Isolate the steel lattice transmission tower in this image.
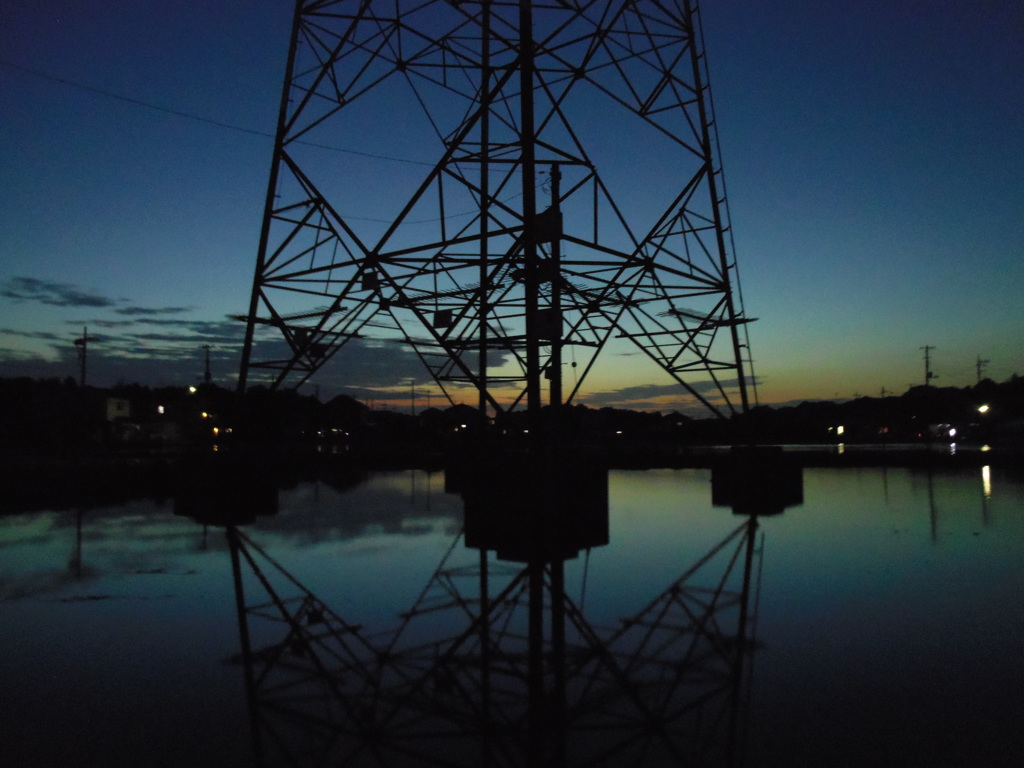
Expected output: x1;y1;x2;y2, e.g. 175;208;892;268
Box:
238;0;756;417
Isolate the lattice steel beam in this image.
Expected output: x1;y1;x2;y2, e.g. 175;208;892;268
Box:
239;0;755;417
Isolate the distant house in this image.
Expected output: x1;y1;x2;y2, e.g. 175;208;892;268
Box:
106;397;131;422
105;395;184;446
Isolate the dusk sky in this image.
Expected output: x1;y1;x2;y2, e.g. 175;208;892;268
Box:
2;1;1022;413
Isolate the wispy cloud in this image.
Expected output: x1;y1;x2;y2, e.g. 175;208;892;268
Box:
585;382;708;406
56;316;242;348
130;330;229;344
131;317;241;336
84;319;138;329
114;305;192;316
244;337;428;389
0;327;62;341
587;378;753;405
0;280;537;399
0;277;116;308
0;277;245;384
581;378;757;414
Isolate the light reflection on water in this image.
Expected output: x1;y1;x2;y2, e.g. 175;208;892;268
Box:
0;465;1021;766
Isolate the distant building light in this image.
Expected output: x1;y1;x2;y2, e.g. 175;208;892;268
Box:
978;404;990;414
836;425;845;436
949;427;957;438
189;386;197;394
157;405;165;415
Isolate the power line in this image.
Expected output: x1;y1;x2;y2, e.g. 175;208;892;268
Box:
0;57;433;167
1;56;534;226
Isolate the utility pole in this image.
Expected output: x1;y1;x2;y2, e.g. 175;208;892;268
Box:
976;355;990;384
410;379;416;417
202;344;212;386
920;345;937;387
73;327;98;386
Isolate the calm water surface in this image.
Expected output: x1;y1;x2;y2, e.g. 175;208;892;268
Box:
1;465;1021;766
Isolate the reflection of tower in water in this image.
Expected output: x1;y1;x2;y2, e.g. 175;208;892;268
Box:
209;448;800;767
69;508;85;579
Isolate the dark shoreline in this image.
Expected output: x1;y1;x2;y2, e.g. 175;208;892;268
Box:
2;441;1019;516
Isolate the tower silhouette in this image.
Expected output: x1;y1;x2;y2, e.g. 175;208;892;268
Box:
238;0;755;418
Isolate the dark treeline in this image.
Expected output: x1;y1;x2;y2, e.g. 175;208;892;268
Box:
731;377;1024;446
2;375;1023;461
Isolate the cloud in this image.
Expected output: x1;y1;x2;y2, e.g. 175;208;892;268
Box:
130;331;228;344
0;345;54;363
137;318;243;338
0;327;62;341
0;342;234;388
59;317;243;347
84;319;139;329
115;306;192;316
589;378;754;403
0;274;519;397
581;377;757;415
586;382;709;406
328;385;426;403
0;277;116;308
0;278;247;384
2;277;209;329
244;335;465;390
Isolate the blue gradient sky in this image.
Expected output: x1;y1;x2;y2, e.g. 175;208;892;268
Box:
1;1;1022;412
